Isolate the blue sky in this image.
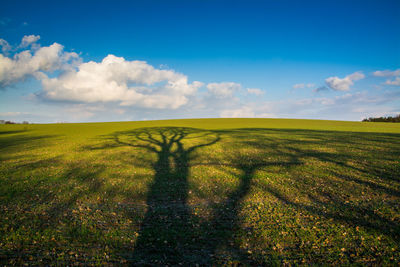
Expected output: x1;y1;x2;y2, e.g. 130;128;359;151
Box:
1;0;399;122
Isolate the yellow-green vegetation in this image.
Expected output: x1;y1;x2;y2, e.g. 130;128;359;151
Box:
1;118;399;265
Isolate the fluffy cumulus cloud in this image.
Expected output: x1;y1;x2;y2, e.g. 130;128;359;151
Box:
0;37;80;87
206;82;241;98
0;35;41;55
0;39;12;54
40;55;204;109
0;36;211;110
19;35;40;48
325;71;365;91
246;88;264;96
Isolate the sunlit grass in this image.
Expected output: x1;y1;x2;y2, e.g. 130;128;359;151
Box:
1;118;399;265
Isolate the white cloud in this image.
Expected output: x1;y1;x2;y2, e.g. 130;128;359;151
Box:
19;35;40;48
307;83;315;88
325;71;365;91
1;35;41;55
219;104;277;118
385;77;400;86
293;83;315;89
220;106;255;118
2;36;268;112
0;111;23;116
207;82;241;98
373;69;400;77
65;106;95;120
0;36;206;110
0;39;12;54
246;88;264;96
40;54;204;109
372;69;400;86
293;83;305;89
318;97;335;105
0;42;80;87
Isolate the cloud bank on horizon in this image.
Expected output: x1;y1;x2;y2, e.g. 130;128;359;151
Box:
0;35;399;122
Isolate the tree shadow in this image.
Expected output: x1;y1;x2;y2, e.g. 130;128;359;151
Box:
111;127;219;264
108;127;304;265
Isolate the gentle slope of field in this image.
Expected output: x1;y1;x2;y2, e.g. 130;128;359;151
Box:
1;118;399;265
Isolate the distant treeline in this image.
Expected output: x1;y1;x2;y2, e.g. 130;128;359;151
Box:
0;120;29;124
362;114;400;122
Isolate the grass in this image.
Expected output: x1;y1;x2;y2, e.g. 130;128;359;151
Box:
0;118;399;265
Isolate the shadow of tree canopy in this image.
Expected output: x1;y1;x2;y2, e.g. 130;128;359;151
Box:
110;127;221;264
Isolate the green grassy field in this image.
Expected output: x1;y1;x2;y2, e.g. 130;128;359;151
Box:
1;118;400;265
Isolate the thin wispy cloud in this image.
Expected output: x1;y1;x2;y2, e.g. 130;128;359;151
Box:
246;88;264;96
372;69;400;86
385;77;400;86
206;82;241;98
313;86;329;93
293;83;315;89
373;69;400;77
